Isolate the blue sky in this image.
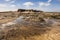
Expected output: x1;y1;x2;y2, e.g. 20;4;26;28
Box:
0;0;60;12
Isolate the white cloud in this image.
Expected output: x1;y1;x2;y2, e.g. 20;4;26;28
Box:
0;7;17;12
44;3;50;6
0;4;7;7
39;2;50;6
39;2;45;6
23;2;34;7
10;4;16;7
4;0;16;4
48;0;52;3
4;0;16;2
0;4;16;7
9;1;15;3
0;3;18;12
0;0;17;12
4;0;12;2
39;0;52;7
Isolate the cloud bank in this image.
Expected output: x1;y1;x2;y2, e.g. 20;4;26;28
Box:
4;0;12;2
23;2;34;7
39;0;52;6
0;0;60;12
48;0;52;3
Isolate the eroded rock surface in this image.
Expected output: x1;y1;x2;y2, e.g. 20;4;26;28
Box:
0;10;60;40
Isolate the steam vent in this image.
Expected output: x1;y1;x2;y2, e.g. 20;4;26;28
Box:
0;9;60;40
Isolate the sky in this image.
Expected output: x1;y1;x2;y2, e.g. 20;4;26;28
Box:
0;0;60;12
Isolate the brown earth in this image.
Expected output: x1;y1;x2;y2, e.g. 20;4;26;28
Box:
0;10;60;40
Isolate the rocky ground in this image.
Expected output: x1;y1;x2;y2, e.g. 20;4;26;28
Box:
0;11;60;40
